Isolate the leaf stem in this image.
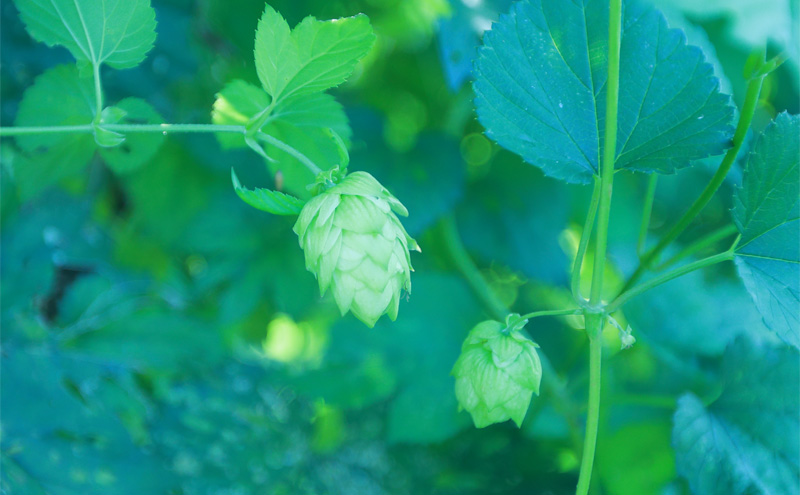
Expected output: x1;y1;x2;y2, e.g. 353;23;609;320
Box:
620;74;765;294
637;175;658;255
439;215;508;320
606;250;734;313
572;180;601;303
93;63;103;122
519;308;583;321
257;131;322;175
653;224;738;271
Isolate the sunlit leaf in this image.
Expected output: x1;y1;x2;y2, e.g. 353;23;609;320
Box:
733;113;800;349
474;0;734;183
673;339;800;495
254;5;375;101
13;0;157;69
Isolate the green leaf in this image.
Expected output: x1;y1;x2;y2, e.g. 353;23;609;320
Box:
473;0;734;183
673;339;800;495
254;5;375;101
12;65;96;198
733;113;799;349
98;98;165;174
231;168;305;215
625;269;777;356
212;80;352;197
13;0;157;69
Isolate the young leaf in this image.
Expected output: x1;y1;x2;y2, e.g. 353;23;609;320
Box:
673;339;800;495
98;98;165;174
254;5;375;102
733;113;799;349
474;0;734;184
213;80;352;197
231;168;305;215
13;0;157;69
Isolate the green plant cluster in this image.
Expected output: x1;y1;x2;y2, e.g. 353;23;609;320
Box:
1;0;798;494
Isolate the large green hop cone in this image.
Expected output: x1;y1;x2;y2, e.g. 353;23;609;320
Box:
293;171;419;327
452;315;542;428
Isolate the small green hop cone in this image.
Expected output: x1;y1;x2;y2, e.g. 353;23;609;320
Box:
452;315;542;428
293;171;419;327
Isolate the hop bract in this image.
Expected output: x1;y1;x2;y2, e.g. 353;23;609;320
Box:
452;315;542;428
293;171;419;327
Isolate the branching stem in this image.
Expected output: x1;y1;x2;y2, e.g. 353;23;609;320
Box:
620;74;765;294
571;180;601;303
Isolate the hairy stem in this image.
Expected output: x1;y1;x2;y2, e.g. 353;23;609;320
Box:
0;123;246;136
621;74;764;294
607;250;734;313
637;175;658;255
572;180;601;303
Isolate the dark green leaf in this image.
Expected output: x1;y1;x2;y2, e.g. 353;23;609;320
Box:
231;168;305;215
733;113;799;348
474;0;734;183
673;339;800;495
625;270;777;356
254;5;375;101
13;0;157;69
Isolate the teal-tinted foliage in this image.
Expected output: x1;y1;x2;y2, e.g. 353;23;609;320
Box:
1;0;798;493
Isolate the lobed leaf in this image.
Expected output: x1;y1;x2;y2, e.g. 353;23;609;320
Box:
474;0;734;183
733;113;800;348
231;168;305;215
13;0;157;69
673;339;800;495
254;5;375;102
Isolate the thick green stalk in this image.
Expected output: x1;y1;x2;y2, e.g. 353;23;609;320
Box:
571;180;601;303
621;75;764;293
607;250;734;313
576;0;622;492
637;175;658;255
576;325;603;495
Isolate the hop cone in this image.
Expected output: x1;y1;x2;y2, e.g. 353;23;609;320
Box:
452;315;542;428
293;171;418;327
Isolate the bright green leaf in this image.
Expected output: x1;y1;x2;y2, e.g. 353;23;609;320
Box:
254;5;375;101
733;113;799;349
474;0;734;183
212;79;352;197
98;98;165;174
673;339;800;495
231;168;305;215
13;0;157;69
598;421;676;495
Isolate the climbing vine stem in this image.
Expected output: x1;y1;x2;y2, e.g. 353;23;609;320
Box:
576;0;622;492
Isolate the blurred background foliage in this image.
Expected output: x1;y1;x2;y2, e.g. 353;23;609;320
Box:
0;0;798;493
